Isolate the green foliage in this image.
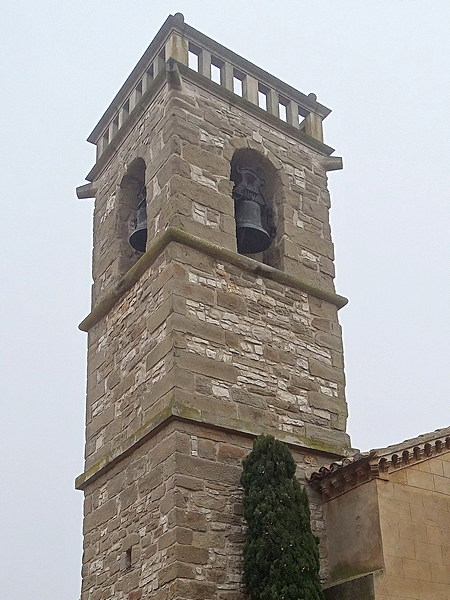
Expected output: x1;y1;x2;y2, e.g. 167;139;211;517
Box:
241;435;324;600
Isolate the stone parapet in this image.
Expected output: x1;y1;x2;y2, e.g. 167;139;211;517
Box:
87;13;332;164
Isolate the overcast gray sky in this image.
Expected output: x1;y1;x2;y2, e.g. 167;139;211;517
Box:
1;1;448;598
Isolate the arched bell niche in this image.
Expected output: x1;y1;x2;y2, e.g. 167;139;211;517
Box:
230;148;280;266
117;157;147;274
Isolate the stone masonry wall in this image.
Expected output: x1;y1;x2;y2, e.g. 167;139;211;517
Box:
85;239;348;471
91;84;169;305
90;77;337;306
85;75;348;468
374;455;449;599
85;246;173;464
81;420;330;600
168;242;348;449
81;70;348;599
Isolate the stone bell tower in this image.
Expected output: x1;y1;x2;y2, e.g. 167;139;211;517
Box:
76;13;350;599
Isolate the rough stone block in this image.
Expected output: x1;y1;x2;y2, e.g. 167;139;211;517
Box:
182;143;231;177
177;351;237;383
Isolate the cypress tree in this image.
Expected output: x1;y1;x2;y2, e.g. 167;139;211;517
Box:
240;435;324;600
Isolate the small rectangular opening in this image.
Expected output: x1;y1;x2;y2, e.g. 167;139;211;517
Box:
143;65;154;93
211;58;223;84
111;116;119;136
258;85;268;110
298;106;308;130
298;112;306;129
154;48;165;75
233;70;245;97
101;131;109;151
123;548;132;571
118;99;130;129
188;50;199;71
279;98;288;122
188;42;201;72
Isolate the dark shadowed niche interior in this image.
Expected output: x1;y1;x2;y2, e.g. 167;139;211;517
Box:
118;157;147;274
230;148;281;267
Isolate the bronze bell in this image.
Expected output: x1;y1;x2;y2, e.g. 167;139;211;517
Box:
233;167;272;254
129;185;147;252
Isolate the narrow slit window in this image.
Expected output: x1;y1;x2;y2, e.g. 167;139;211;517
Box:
146;65;154;80
211;62;222;84
123;548;132;571
279;100;288;122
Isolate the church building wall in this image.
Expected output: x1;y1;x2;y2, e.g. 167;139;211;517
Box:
323;479;384;583
374;455;449;599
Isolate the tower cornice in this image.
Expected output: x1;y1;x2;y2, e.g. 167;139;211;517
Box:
85;13;334;174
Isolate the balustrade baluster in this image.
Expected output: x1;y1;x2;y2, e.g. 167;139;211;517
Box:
199;50;212;79
243;75;259;105
267;89;279;117
223;62;234;91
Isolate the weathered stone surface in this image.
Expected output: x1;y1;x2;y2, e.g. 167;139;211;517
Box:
324;574;375;600
89;74;340;303
79;27;350;599
182;143;231;177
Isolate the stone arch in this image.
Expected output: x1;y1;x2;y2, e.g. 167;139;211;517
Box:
117;157;147;274
230;147;282;266
120;157;146;212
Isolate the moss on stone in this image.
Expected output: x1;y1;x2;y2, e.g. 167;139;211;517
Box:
79;227;348;332
75;397;349;491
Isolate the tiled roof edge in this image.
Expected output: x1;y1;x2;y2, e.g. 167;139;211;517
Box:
309;426;450;500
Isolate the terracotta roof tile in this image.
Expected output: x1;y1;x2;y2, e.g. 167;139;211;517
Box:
309;426;450;500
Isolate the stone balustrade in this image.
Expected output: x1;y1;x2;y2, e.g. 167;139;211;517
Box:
90;13;331;161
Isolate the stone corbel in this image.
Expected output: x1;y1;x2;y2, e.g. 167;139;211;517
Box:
322;156;343;172
166;59;183;90
76;182;98;199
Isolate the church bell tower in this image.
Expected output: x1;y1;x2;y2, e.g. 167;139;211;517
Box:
76;14;350;599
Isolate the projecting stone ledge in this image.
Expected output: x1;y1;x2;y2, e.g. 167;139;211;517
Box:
79;227;348;332
75;397;352;490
